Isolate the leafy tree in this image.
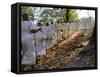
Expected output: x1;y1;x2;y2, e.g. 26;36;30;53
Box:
21;6;33;16
58;9;78;22
21;6;78;24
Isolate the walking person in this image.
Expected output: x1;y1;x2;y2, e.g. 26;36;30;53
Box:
50;22;57;46
56;21;63;44
21;13;41;71
35;22;47;56
44;23;53;50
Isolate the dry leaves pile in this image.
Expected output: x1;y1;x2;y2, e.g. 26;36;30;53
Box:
33;31;86;70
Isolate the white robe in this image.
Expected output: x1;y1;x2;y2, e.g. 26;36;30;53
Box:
35;30;47;56
56;24;63;43
21;21;36;65
66;23;71;36
62;23;68;40
51;25;57;46
43;26;53;50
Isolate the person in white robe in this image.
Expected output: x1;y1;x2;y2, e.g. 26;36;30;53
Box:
51;22;57;46
56;21;63;44
50;22;56;47
21;14;41;70
34;23;47;56
66;22;71;36
44;23;54;50
62;22;68;40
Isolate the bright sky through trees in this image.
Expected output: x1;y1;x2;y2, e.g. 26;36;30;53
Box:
77;10;95;19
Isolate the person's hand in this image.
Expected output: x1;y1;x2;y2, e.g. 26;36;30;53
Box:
38;28;41;31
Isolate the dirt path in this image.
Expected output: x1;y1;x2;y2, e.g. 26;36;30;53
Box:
32;31;86;70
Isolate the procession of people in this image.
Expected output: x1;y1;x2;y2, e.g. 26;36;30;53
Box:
21;13;81;70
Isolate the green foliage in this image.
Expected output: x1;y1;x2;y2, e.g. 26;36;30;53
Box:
69;10;78;21
21;6;78;24
21;6;33;16
59;9;78;22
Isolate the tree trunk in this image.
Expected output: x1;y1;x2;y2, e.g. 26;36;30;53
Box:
65;9;70;22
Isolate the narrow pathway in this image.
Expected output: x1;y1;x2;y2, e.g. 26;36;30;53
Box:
33;31;86;70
